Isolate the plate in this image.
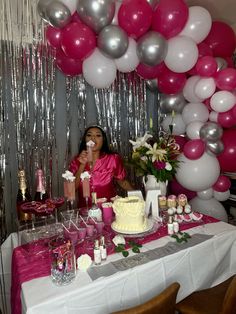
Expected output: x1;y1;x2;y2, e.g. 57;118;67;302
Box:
111;218;154;236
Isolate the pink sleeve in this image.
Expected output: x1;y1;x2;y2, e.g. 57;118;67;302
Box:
68;156;80;175
113;154;126;180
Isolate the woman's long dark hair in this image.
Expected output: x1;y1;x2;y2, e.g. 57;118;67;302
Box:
79;125;112;154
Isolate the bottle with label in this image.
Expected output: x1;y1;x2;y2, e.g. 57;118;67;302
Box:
17;169;32;221
99;236;107;261
167;216;174;235
88;192;102;221
94;239;101;265
34;169;48;202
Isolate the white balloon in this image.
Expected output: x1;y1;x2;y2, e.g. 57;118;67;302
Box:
197;188;213;200
183;76;203;103
210;91;236;113
182;102;209;125
115;38;139;73
165;36;198;73
189;197;228;222
194;78;216;100
179;6;212;43
209;111;219;122
186;120;204;139
60;0;77;14
111;1;121;25
161;113;186;135
176;152;220;192
213;190;230;202
83;48;117;88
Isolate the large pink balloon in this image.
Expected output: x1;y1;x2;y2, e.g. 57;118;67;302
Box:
218;129;236;172
212;175;231;192
135;62;165;79
118;0;153;39
215;68;236;91
183;139;205;160
61;22;96;60
45;26;62;49
218;107;236;129
158;66;187;94
203;21;236;58
152;0;188;39
195;56;217;77
56;49;82;76
169;177;197;200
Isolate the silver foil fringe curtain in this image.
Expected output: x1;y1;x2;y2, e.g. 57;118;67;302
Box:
0;0;161;238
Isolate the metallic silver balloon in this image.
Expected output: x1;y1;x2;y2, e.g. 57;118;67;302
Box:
146;79;158;92
137;31;167;66
206;140;224;155
45;1;71;28
215;57;228;72
200;122;223;143
160;93;186;114
77;0;115;34
146;0;159;10
98;25;128;59
37;0;52;21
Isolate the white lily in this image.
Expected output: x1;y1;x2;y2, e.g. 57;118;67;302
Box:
146;143;167;162
165;162;172;171
129;133;153;151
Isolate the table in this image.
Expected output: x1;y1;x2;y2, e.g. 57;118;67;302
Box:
19;221;236;314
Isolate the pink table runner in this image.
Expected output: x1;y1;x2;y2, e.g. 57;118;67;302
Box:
11;215;218;314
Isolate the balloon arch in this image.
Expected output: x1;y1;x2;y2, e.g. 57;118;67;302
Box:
38;0;236;221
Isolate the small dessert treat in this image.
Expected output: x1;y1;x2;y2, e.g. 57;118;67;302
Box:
190;212;203;221
167;195;177;208
167;207;176;216
176;205;183;214
178;194;187;207
184;204;192;214
158;195;167;210
112;196;147;233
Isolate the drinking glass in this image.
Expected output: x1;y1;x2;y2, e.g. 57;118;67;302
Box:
64;180;76;211
45;197;65;223
20;201;42;234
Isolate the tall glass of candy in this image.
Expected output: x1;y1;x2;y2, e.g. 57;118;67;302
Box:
80;171;91;212
62;170;76;212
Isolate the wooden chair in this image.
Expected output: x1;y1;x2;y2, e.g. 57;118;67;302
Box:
111;282;180;314
175;275;236;314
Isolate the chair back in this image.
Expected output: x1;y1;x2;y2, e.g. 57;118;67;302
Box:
112;282;180;314
221;275;236;314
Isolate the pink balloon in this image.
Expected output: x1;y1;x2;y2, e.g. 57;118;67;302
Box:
195;56;217;77
225;56;235;68
45;26;62;49
71;12;82;23
183;139;206;160
203;21;236;58
212;175;231;192
218;107;236;128
218;129;236;172
152;0;189;39
158;66;187;94
61;22;96;60
135;62;165;79
118;0;153;39
197;42;213;58
215;68;236;91
56;49;82;76
174;135;187;152
169;177;197;200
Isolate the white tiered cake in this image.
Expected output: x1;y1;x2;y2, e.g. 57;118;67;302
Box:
112;196;148;233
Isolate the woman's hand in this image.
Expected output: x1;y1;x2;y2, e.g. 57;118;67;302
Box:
78;150;88;165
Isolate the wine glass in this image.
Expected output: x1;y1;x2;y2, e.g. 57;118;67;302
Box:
20;201;42;239
82;178;90;212
45;197;65;223
34;203;56;236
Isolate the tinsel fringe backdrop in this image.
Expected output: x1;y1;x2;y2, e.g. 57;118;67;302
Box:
0;0;159;238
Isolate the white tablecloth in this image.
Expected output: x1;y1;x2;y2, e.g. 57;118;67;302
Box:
18;222;236;314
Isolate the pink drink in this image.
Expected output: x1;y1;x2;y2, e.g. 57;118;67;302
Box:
63;222;79;245
78;227;86;240
82;178;90;198
86;224;94;237
95;221;104;234
102;202;113;225
66;181;75;201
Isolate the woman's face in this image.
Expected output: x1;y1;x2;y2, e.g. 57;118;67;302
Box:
85;127;103;152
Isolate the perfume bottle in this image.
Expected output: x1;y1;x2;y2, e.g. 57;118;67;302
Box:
99;236;107;261
93;239;101;265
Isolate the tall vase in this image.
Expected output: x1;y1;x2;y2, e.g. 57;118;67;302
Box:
143;175;168;196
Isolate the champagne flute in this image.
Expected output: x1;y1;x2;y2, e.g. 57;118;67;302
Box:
82;177;90;211
64;180;76;211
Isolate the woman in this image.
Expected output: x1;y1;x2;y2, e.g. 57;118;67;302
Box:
69;125;133;207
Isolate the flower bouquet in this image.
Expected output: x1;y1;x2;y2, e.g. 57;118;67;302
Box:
129;132;180;182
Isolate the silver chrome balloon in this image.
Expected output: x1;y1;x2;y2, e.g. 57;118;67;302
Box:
37;0;52;21
160;93;186;114
215;57;228;72
45;1;71;28
146;0;159;10
200;122;223;142
77;0;115;34
137;31;167;66
206;140;224;155
98;25;128;59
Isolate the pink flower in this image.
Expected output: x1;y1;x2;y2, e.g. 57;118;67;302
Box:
154;161;166;170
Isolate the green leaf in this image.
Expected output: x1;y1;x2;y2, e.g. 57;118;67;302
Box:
122;251;129;258
132;246;140;253
115;246;124;253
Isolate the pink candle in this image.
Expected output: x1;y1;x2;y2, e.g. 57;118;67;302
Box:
82;178;90;198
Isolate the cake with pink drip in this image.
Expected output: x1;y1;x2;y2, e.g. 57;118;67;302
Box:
112;196;147;233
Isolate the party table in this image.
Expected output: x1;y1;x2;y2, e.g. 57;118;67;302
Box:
17;220;236;314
